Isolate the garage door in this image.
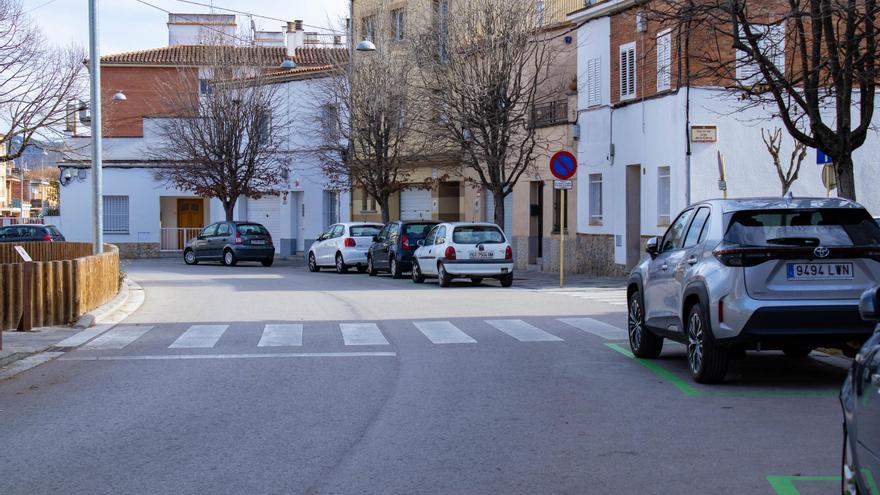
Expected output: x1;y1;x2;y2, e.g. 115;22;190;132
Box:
485;192;513;236
400;188;432;221
247;196;281;251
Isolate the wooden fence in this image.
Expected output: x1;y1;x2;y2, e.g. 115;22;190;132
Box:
0;243;120;330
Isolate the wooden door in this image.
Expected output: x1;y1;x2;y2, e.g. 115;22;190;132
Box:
177;199;204;249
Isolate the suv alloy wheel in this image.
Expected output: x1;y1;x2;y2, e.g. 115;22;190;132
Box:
628;290;663;358
686;303;729;383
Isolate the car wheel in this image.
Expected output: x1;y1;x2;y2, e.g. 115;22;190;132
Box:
222;249;237;267
471;277;483;285
628;290;663;358
499;273;513;288
438;263;451;287
184;249;198;265
261;257;274;267
335;253;348;274
367;256;378;276
412;262;425;284
782;345;813;358
686;302;728;383
390;257;402;279
308;253;320;272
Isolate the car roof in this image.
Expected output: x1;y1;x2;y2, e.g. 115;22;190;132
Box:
692;197;864;214
339;222;383;227
396;220;440;225
1;224;50;228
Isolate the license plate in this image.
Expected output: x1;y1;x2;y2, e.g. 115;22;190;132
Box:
251;240;267;245
470;251;493;259
786;263;854;280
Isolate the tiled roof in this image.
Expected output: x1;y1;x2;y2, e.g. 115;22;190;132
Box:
100;44;348;67
263;64;337;83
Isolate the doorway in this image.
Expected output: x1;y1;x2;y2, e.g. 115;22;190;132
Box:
625;165;641;269
177;198;204;229
528;181;543;264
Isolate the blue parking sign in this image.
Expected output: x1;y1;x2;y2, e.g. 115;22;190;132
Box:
817;150;833;165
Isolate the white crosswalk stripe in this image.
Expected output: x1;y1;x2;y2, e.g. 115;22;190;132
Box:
485;319;564;342
258;324;303;347
558;318;627;340
340;323;389;346
82;325;154;350
543;290;628;306
169;325;228;349
414;321;477;344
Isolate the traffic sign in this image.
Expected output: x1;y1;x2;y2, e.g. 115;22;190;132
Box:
550;151;577;181
817;150;833;165
554;180;573;190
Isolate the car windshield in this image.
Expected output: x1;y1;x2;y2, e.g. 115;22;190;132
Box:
236;224;269;236
403;223;435;242
47;226;62;236
452;226;505;244
350;225;382;237
724;209;880;247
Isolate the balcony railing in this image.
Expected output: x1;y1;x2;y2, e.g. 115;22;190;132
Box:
530;100;569;129
160;228;202;252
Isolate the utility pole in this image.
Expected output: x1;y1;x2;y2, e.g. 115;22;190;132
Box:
89;0;104;254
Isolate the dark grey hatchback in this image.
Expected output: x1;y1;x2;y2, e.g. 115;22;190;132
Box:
184;221;274;267
367;220;439;278
0;224;65;243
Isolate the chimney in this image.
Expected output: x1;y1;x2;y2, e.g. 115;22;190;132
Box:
334;35;343;46
286;19;305;56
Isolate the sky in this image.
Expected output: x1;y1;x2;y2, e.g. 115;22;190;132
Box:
22;0;349;54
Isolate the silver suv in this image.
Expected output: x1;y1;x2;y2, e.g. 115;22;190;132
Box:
627;197;880;383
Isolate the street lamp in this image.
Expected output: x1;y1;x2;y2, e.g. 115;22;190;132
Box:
88;0;104;254
356;39;377;52
111;90;127;101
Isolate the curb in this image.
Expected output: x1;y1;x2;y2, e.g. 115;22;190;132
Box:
74;278;130;328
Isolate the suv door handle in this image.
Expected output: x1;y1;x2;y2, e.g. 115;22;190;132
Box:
686;256;698;265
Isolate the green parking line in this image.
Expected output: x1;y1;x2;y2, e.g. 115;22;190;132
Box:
767;475;839;495
605;343;839;398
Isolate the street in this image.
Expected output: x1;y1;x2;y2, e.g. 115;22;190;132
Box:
0;260;849;494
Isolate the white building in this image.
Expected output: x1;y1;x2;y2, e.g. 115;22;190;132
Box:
57;14;350;258
569;1;880;277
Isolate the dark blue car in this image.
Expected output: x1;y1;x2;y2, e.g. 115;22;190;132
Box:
367;220;439;278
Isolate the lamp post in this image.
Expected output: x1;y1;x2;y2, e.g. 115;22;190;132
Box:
88;0;103;254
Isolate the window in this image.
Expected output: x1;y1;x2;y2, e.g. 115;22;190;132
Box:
331;225;345;238
724;209;880;247
656;29;672;92
424;225;439;246
360;189;377;212
236;223;269;236
103;195;129;234
216;223;231;236
350;225;383;237
199;79;213;96
736;23;785;86
404;223;435;243
683;207;711;248
536;0;546;27
660;209;695;252
321;104;340;140
552;188;569;234
392;9;405;41
589;174;603;225
657;166;671;225
201;223;218;237
361;16;377;42
619;42;637;101
436;0;449;63
323;190;339;230
434;226;447;244
257;108;271;146
452;225;505;244
586;57;601;107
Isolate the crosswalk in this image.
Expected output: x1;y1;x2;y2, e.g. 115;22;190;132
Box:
61;317;629;353
541;288;629;307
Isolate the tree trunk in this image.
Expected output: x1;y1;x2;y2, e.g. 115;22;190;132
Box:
835;153;857;200
493;190;506;228
378;195;391;224
223;199;236;222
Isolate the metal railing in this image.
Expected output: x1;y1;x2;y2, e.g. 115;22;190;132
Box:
530;100;569;129
0;217;44;226
160;228;202;251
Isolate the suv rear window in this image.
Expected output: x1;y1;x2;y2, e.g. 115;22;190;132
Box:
236;224;269;236
403;223;435;241
725;209;880;247
350;225;382;237
453;226;505;244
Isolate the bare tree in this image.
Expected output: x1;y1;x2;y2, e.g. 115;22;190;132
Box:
316;5;436;223
152;44;287;221
648;0;879;200
409;0;553;227
761;127;807;195
0;0;85;160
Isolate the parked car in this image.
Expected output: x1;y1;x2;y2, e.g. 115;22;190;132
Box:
411;222;514;287
367;220;439;278
184;221;274;267
0;224;65;243
841;286;880;495
308;222;384;274
627;197;880;383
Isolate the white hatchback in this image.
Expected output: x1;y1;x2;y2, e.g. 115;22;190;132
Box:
308;222;384;274
411;222;514;287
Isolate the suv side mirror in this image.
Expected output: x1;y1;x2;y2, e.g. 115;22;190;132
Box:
646;237;660;259
859;287;880;322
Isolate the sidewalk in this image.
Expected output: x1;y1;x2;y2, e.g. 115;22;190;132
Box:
0;327;80;378
514;268;626;291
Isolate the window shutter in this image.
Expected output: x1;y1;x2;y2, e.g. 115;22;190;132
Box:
656;31;672;91
587;57;601;107
619;43;636;100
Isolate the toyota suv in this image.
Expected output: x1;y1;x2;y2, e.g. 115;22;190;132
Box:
627;197;880;383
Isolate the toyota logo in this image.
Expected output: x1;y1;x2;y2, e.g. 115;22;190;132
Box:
814;246;830;258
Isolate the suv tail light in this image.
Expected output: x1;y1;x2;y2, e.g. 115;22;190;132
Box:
505;245;513;260
344;237;357;248
444;246;457;260
714;245;880;266
401;234;410;250
235;231;242;245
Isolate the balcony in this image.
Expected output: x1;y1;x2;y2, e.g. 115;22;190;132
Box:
530;100;569;129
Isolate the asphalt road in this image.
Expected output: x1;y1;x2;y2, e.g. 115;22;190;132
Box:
0;259;849;494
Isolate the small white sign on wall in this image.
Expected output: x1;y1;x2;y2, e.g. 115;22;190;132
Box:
691;125;718;143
